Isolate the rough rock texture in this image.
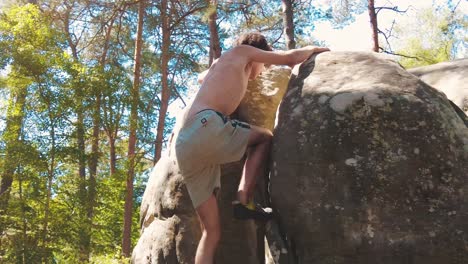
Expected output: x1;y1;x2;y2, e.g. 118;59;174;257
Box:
224;66;291;264
216;65;291;264
132;66;291;264
131;156;200;263
409;59;468;114
271;52;468;264
238;66;292;128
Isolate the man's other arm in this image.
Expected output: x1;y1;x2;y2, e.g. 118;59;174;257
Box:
233;45;330;68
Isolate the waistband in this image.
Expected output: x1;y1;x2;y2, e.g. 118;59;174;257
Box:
179;109;227;130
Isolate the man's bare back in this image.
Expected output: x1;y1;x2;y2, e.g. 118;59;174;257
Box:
188;48;252;117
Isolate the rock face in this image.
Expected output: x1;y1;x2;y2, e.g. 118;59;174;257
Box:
409;59;468;114
132;156;200;263
217;66;291;264
132;66;291;264
237;66;292;128
271;52;468;264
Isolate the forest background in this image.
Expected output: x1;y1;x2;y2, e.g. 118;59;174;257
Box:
0;0;466;263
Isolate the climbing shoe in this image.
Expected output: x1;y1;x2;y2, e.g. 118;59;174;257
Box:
232;200;273;221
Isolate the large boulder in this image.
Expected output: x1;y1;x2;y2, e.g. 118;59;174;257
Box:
131;156;200;263
132;66;291;264
271;52;468;263
409;59;468;115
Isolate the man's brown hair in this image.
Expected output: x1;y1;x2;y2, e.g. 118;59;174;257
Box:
234;32;272;51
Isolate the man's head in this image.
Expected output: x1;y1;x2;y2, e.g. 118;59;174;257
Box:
234;32;272;52
235;32;272;79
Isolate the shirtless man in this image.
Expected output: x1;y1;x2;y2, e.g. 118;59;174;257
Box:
171;32;329;264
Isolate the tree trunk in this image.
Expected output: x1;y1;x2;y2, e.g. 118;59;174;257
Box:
64;7;91;260
0;85;27;206
19;171;26;264
208;0;221;65
77;112;86;179
122;0;145;257
153;0;171;164
282;0;296;50
109;136;117;175
82;9;117;261
368;0;379;52
63;0;86;181
42;116;55;262
103;109;118;176
0;82;27;254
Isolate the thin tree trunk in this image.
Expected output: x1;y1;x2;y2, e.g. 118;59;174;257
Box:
109;137;117;175
19;170;26;264
77;112;86;179
103;107;118;176
82;10;118;261
153;0;171;164
64;22;89;260
0;83;27;254
79;92;100;262
368;0;379;52
88;95;103;209
102;16;118;176
0;85;27;204
282;0;296;50
42;116;55;262
64;6;86;183
208;0;221;65
64;7;91;260
122;0;145;257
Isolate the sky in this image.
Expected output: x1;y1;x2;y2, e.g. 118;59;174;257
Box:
312;0;467;52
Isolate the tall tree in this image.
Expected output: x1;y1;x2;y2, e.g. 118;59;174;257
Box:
122;0;145;257
86;3;122;261
60;0;87;183
153;0;171;164
150;0;207;164
282;0;296;49
208;0;221;65
152;0;206;162
368;0;379;52
367;1;410;53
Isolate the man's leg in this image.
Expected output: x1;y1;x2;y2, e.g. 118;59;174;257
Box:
195;194;221;264
237;125;272;205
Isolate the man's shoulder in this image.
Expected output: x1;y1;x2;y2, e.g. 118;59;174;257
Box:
229;45;258;56
218;48;249;65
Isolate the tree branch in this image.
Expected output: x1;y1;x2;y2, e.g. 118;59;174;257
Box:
375;5;410;15
380;50;422;60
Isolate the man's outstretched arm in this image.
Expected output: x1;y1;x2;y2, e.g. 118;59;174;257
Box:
233;45;330;68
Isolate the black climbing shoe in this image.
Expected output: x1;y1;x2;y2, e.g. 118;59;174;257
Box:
232;201;273;221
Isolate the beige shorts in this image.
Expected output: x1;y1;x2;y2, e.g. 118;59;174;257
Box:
173;109;251;209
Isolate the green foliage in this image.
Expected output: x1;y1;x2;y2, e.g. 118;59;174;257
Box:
0;4;65;76
1;0;203;262
395;6;466;68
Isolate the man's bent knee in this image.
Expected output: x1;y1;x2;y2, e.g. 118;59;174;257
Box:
248;126;273;146
196;195;221;244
